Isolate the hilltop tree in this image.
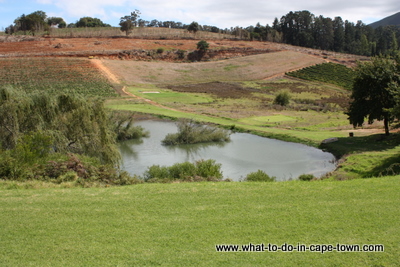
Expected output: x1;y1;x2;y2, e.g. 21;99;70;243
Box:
76;17;110;27
120;10;141;36
47;17;66;28
13;10;49;35
187;21;200;34
347;56;400;135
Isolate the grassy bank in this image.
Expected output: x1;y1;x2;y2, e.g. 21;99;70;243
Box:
1;177;399;266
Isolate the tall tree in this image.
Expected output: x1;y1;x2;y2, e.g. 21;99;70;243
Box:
187;21;200;35
120;10;141;36
333;17;345;52
347;56;400;135
13;11;49;35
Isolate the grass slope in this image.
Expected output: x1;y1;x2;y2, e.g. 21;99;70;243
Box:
0;177;399;266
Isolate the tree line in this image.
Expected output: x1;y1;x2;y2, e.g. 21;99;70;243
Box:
244;10;399;57
5;10;222;35
5;9;400;57
5;11;111;35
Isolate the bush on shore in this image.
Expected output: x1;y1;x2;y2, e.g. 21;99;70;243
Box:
162;119;231;145
244;169;275;182
142;159;225;182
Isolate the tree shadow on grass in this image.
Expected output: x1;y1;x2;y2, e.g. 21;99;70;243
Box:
321;133;400;178
369;155;400;177
320;133;400;158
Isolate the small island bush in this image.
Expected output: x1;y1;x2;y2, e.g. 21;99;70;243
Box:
244;170;275;182
274;90;291;106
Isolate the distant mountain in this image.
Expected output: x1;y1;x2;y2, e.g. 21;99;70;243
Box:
369;12;400;28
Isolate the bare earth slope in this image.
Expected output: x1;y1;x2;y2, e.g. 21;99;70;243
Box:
0;37;366;66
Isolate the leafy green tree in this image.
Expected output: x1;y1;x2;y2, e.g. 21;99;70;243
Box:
120;10;140;36
333;17;345;52
187;21;199;34
76;17;110;27
0;87;120;164
274;91;291;106
196;40;209;52
13;10;49;35
347;56;400;135
47;17;66;28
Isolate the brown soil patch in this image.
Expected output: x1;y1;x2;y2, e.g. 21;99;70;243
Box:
0;36;367;66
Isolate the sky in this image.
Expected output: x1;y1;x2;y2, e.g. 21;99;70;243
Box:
0;0;399;30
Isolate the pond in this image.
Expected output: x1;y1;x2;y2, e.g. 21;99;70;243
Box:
118;120;337;181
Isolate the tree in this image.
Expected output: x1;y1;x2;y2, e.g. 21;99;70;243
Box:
47;17;66;28
197;40;209;52
333;17;345;52
76;17;110;27
120;10;140;36
274;91;291;106
187;21;199;34
13;11;49;35
347;56;400;135
0;87;120;164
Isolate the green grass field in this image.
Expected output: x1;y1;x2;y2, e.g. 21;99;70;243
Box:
1;36;400;267
1;177;399;266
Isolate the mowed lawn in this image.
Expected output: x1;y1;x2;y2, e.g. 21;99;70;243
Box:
1;177;399;266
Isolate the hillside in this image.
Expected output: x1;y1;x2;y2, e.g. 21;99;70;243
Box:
102;51;326;85
0;36;366;66
369;11;400;28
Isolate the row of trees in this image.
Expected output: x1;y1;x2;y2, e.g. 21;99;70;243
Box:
5;10;224;36
4;9;399;57
119;11;222;36
5;11;111;35
245;11;399;56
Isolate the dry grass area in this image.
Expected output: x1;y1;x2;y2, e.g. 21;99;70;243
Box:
102;51;326;85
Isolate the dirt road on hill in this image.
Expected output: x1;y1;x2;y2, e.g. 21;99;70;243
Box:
91;58;179;111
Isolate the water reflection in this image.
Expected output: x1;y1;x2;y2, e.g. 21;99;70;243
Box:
119;120;337;181
164;141;228;162
118;138;143;161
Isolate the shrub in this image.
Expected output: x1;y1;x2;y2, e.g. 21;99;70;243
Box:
0;152;141;186
195;159;223;179
298;174;315;181
142;159;223;182
245;170;275;182
143;165;170;181
177;49;186;59
156;48;164;54
168;162;197;179
110;111;149;141
274;91;291;106
197;40;209;52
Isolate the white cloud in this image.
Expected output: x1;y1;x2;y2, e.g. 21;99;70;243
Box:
33;0;400;28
